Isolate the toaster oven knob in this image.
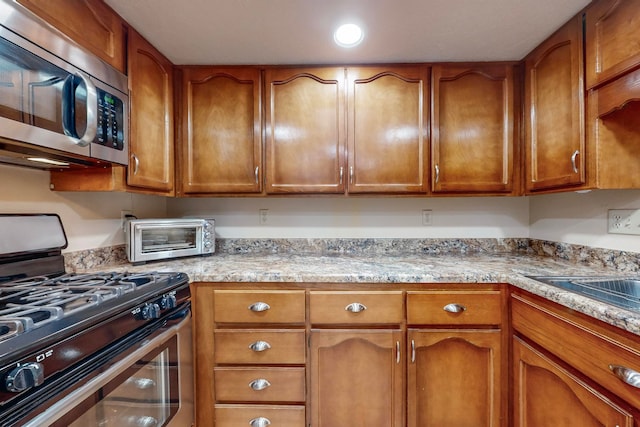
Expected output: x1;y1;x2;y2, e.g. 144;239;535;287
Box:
5;362;44;392
140;303;161;320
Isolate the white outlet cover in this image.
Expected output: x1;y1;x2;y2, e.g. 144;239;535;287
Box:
607;209;640;235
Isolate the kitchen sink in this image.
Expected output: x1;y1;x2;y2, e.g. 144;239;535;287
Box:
526;276;640;312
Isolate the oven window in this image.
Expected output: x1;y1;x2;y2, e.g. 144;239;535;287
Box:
53;337;179;427
140;228;197;253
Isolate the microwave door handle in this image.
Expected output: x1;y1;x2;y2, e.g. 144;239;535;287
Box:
61;72;97;147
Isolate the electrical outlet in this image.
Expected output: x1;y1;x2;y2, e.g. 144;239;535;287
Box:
608;209;640;235
121;210;133;231
259;209;269;225
422;209;433;226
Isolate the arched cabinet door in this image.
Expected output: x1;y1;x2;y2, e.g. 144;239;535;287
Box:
179;67;262;195
513;337;634;427
265;68;346;194
431;64;517;194
347;66;430;194
127;29;174;193
524;16;586;193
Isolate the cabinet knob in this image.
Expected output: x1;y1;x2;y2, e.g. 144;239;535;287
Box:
443;303;466;313
248;302;271;312
345;302;367;313
609;364;640;388
249;378;271;391
249;340;272;352
249;417;271;427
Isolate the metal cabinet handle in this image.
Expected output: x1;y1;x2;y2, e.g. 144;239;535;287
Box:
571;150;579;174
435;164;440;183
339;166;343;185
249;378;271;391
248;302;270;312
249;417;271;427
349;166;354;184
411;339;416;363
396;341;401;364
255;166;259;184
609;364;640;388
443;303;466;313
132;154;140;175
249;340;271;352
345;302;367;313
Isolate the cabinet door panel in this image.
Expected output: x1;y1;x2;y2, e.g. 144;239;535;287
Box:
585;0;640;88
127;29;174;193
432;64;514;193
16;0;125;72
265;68;345;193
525;17;586;192
408;329;503;427
310;330;404;427
180;68;262;194
513;337;633;427
347;66;429;193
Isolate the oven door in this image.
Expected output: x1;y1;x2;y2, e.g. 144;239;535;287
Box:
22;307;194;427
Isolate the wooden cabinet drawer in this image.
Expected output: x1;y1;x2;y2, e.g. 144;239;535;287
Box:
214;330;306;364
215;404;305;427
407;291;502;325
309;291;403;325
512;293;640;409
214;367;306;403
214;290;305;324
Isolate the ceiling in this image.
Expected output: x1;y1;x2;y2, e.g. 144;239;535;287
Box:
104;0;591;66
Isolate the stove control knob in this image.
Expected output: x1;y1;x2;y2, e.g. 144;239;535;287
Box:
5;362;44;392
159;294;177;310
140;303;161;320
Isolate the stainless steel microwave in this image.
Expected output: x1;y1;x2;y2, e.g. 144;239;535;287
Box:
0;0;128;169
125;218;215;264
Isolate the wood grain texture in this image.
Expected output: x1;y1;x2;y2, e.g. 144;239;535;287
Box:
214;329;306;364
213;290;306;324
309;291;404;325
524;16;586;192
214;404;305;427
585;0;640;89
407;290;503;325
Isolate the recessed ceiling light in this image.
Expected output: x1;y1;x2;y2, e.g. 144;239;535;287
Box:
334;23;364;48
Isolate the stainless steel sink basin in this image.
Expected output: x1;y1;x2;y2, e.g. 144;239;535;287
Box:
527;276;640;312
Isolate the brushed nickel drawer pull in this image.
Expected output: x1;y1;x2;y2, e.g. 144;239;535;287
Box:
345;302;367;313
396;340;400;364
249;340;272;352
339;166;344;185
411;339;416;363
609;364;640;388
249;417;271;427
443;303;466;313
435;164;440;183
254;166;260;184
248;302;271;312
571;150;580;174
249;378;271;391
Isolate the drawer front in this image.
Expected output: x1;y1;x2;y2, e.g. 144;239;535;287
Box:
407;291;503;325
214;290;305;324
512;293;640;409
215;404;305;427
214;367;306;403
214;330;306;364
309;291;403;324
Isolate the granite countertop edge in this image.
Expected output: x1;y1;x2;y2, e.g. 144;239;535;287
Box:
80;252;640;336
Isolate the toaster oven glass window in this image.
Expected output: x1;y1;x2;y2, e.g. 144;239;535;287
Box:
141;228;197;253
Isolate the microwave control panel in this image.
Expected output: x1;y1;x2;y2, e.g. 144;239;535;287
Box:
95;89;124;151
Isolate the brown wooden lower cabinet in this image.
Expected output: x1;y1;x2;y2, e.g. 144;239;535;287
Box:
408;329;503;427
214;404;305;427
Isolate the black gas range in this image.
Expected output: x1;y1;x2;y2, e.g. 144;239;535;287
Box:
0;214;192;426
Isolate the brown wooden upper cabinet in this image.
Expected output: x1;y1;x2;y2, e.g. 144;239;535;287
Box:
16;0;126;73
178;67;262;195
347;66;430;194
265;67;346;194
524;16;587;193
585;0;640;89
431;64;517;194
127;29;174;194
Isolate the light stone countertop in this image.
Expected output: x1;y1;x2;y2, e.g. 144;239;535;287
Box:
79;251;640;336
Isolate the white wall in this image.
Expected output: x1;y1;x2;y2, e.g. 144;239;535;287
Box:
167;196;530;238
0;165;166;252
529;189;640;253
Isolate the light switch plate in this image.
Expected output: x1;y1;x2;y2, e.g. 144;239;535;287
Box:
607;209;640;235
